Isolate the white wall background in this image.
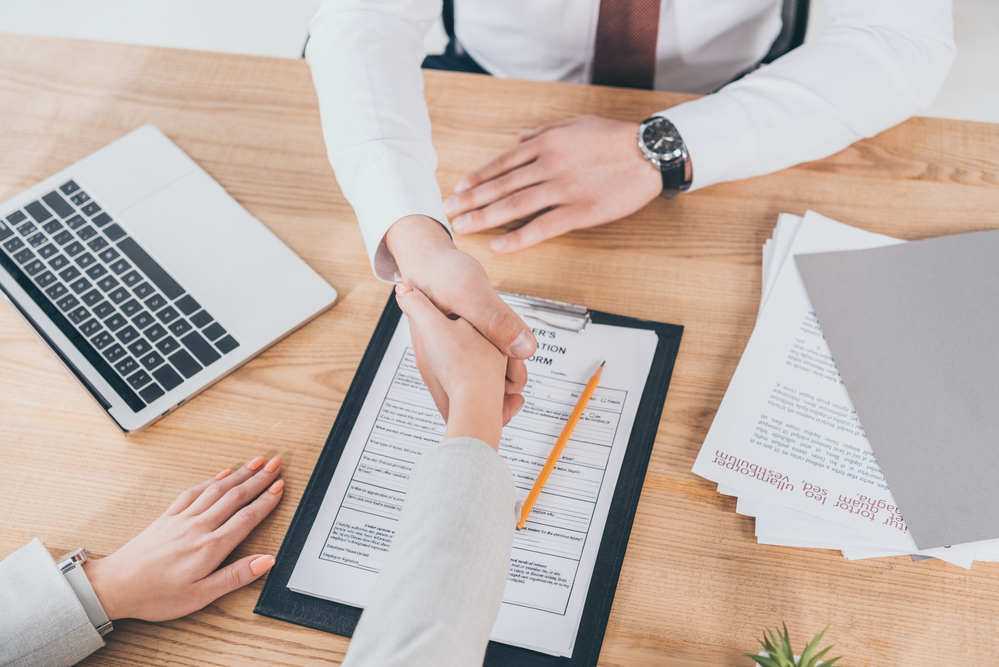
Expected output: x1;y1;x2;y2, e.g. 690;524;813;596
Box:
0;0;995;123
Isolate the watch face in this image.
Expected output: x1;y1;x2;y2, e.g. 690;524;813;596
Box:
642;120;684;160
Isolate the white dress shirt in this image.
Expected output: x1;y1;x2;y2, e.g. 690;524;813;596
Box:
306;0;955;282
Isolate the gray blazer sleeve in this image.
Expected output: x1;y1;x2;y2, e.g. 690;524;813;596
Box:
0;539;104;667
342;436;517;667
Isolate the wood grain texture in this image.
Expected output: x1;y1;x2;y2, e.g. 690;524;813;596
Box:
2;33;999;666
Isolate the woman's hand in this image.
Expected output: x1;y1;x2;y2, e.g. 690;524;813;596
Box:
395;283;527;449
83;455;285;622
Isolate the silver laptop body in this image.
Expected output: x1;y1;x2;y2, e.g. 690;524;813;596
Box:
0;125;337;432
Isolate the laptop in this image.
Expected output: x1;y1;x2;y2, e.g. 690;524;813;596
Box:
0;125;337;432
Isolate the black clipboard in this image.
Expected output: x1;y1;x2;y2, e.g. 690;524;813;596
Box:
255;291;683;666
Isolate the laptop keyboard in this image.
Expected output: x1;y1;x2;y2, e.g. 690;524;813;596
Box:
0;180;240;413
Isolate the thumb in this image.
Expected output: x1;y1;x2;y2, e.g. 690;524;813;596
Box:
197;554;274;605
463;285;537;360
395;283;450;329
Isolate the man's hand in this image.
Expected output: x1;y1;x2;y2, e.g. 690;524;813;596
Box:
441;115;665;253
386;215;536;423
83;455;284;622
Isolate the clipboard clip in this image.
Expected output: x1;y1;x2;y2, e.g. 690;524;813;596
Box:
499;291;591;333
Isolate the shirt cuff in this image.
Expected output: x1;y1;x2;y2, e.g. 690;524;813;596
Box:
660;90;760;193
341;153;454;283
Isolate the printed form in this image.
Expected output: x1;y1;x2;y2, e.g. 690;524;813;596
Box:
288;303;659;657
692;212;981;566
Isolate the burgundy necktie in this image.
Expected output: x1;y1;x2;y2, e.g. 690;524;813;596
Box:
591;0;661;90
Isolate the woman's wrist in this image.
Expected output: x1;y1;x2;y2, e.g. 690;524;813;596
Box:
445;387;504;450
82;556;126;621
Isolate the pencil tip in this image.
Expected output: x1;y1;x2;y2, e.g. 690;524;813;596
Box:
599;360;606;368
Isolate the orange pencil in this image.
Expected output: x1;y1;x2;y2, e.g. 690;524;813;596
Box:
517;361;605;530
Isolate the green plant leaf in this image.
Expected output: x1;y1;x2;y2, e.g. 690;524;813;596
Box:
810;645;835;664
745;653;781;667
767;628;787;657
798;626;827;666
748;624;845;667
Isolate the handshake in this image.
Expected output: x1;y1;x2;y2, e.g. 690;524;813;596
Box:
385;214;539;449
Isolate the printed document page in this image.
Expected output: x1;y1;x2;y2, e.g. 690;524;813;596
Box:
691;211;975;564
288;303;659;657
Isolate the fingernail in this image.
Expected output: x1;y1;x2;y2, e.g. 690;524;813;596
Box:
510;330;537;359
215;468;232;480
268;479;285;495
454;179;469;193
452;214;470;231
250;555;275;576
490;235;507;252
443;196;459;216
246;455;266;471
513;401;525;418
264;455;281;473
395;283;413;296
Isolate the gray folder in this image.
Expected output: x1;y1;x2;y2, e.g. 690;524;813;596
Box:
795;230;999;550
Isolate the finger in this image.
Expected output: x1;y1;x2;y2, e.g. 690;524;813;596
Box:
395;282;452;331
410;316;450;421
196;553;275;608
453;141;540;194
446;162;546;225
452;183;560;235
199;456;283;529
213;477;285;550
502;393;526;426
183;456;270;516
166;469;231;516
457;280;537;360
489;207;578;254
505;357;528;395
517;116;586;143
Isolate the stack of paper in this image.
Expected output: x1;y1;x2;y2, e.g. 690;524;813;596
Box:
691;211;999;568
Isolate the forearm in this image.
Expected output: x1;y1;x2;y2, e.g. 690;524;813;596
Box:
343;438;516;667
665;0;955;191
307;0;451;281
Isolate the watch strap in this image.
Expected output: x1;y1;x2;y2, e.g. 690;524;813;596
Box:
59;549;113;636
658;158;686;200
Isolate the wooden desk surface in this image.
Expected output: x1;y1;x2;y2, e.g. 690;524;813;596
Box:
2;33;998;666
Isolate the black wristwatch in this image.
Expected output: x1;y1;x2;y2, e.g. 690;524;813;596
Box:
637;116;691;199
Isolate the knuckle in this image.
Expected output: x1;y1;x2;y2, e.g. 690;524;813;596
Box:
465;209;484;229
223;565;245;591
534;213;568;238
484;304;521;342
224;485;247;505
457;191;477;210
208;479;230;497
235;506;258;529
177;489;198;506
504;190;524;213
